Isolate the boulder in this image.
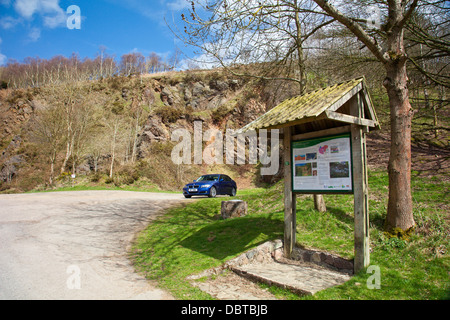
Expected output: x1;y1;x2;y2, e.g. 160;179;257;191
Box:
209;79;229;92
221;200;248;219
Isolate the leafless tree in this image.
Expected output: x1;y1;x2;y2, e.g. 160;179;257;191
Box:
175;0;334;92
404;2;449;137
30;103;66;185
120;52;146;77
311;0;446;232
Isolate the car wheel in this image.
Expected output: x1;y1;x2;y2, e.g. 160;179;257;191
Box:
184;195;192;198
229;187;236;197
208;186;217;198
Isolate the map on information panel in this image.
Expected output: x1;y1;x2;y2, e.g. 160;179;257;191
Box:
291;133;353;194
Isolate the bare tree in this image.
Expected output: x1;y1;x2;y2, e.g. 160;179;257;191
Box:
404;3;449;137
120;52;146;77
311;0;421;232
70;98;96;174
31;104;66;185
1;51;119;88
98;45;107;79
405;2;449;89
169;47;183;71
147;52;161;73
108;117;120;178
176;0;333;89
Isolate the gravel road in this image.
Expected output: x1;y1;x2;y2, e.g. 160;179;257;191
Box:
0;190;186;300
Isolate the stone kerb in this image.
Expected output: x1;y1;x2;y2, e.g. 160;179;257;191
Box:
291;247;354;274
225;240;354;274
224;240;283;270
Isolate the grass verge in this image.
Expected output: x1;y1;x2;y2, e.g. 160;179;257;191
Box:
131;170;449;300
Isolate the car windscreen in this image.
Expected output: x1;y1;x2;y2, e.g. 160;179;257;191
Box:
196;175;220;181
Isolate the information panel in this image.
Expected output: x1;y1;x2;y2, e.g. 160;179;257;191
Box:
291;133;353;194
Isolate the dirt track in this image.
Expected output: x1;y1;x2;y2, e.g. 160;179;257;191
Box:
0;191;185;300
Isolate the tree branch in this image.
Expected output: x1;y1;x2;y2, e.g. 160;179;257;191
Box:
399;0;419;29
312;0;388;64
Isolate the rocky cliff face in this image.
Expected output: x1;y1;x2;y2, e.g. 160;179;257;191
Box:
0;70;287;192
134;73;268;160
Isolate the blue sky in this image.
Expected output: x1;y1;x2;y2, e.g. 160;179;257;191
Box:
0;0;194;65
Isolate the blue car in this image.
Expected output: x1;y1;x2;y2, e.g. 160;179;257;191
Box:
183;174;237;198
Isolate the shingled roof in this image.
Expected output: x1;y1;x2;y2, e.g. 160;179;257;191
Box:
239;77;380;133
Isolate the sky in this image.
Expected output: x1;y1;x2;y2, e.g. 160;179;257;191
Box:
0;0;195;66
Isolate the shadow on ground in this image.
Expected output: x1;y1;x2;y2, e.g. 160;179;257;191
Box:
180;213;284;261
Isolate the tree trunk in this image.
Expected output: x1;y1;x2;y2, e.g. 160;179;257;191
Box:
49;152;56;185
109;121;118;179
61;139;72;174
109;147;115;179
314;194;327;212
383;27;415;232
49;161;54;185
294;3;325;213
294;4;307;94
93;155;99;173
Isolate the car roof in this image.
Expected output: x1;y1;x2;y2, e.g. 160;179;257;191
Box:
200;174;231;178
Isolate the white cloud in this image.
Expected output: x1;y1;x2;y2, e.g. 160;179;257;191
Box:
0;0;11;7
14;0;66;28
28;27;41;42
0;16;20;29
0;37;6;65
0;53;7;65
14;0;39;18
43;9;66;28
167;0;191;11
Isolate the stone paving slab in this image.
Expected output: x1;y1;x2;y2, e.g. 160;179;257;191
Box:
231;261;351;296
188;241;352;299
191;272;278;300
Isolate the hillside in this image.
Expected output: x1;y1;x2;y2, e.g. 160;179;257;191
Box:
0;68;448;193
0;69;294;193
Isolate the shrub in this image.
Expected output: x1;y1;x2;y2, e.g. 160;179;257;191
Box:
154;105;183;123
211;105;231;124
90;171;103;183
112;165;139;186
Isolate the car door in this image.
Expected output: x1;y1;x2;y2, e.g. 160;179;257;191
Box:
220;175;232;194
214;175;224;195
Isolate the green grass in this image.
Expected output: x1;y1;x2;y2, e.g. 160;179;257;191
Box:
131;169;449;300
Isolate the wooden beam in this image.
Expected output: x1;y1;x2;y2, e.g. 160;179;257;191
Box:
326;110;377;127
350;93;370;273
291;125;351;141
283;126;296;258
360;89;381;130
261;113;329;131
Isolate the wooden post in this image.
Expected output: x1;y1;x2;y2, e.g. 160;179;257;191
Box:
351;93;370;273
283;127;296;258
